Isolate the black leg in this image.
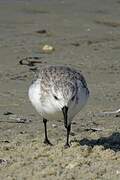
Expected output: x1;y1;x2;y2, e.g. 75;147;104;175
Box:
43;118;52;146
64;124;71;148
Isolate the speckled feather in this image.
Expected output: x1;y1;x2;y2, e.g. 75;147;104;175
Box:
38;65;89;99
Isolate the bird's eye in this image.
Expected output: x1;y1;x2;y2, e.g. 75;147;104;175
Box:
53;95;59;100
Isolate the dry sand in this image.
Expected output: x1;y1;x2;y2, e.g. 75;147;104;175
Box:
0;0;120;179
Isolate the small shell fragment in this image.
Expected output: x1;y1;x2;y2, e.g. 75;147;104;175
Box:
42;45;55;53
52;124;57;128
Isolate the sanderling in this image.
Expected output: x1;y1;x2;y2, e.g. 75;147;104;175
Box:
28;65;89;148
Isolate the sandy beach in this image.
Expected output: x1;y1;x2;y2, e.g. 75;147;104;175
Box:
0;0;120;179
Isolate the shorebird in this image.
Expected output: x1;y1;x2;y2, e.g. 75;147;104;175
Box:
28;65;89;148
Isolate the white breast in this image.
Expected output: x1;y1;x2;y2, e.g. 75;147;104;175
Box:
28;79;64;120
28;79;43;115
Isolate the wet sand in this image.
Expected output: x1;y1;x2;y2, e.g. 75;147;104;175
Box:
0;0;120;179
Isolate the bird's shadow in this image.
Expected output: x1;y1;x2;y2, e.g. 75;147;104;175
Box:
74;132;120;152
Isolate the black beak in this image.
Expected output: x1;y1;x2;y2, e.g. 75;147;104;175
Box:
62;106;68;128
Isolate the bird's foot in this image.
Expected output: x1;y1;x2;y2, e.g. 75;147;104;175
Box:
43;139;53;146
64;143;70;149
